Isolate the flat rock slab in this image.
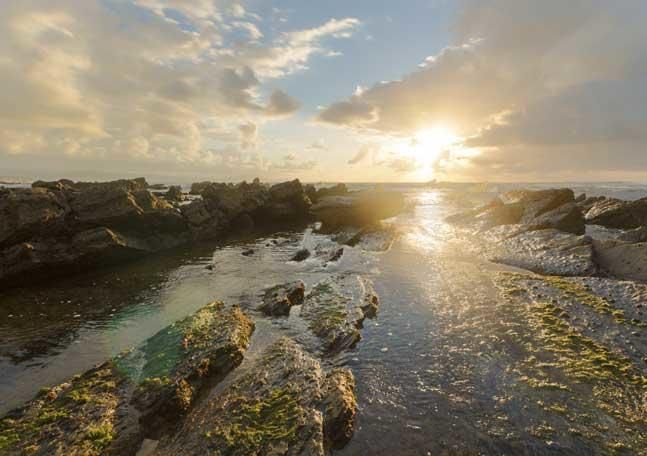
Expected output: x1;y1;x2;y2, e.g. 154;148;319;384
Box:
153;337;357;456
482;228;597;276
593;239;647;282
0;302;254;455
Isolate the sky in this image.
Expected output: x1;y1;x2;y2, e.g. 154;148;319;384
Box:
1;0;646;184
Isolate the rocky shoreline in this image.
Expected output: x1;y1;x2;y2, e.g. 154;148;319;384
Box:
0;178;404;288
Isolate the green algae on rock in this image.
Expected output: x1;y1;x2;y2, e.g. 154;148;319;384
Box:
154;337;357;456
0;302;254;456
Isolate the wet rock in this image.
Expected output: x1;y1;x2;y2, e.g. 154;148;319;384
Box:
585;197;647;229
483;228;597;276
312;191;405;231
154;337;357;456
593;240;647;282
291;248;311;262
575;193;586;203
617;226;647;243
322;369;357;449
501;188;575;223
327;248;344;263
241;249;255;257
260;281;306;316
311;184;349;203
130;302;254;432
164;186;184;202
0;302;254;455
300;277;379;355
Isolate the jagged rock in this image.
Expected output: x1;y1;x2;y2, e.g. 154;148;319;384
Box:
154;337;357;456
322;369;356;449
164;186;184;202
593;240;647;282
585;197;647;229
327;248;344;263
265;179;312;220
575;193;586;203
0;302;254;455
578;195;606;212
501;188;575;223
300;278;378;354
260;281;306;316
291;248;311;262
189;181;211;195
312;191;405;231
527;202;585;235
311;184;348;203
617;226;647;243
0;187;70;248
483;228;597;276
344;225;397;252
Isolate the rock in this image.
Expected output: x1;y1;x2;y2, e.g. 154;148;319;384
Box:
0;302;254;455
593;240;647;282
265;179;312;220
483;228;597;276
499;188;575;221
585;197;647;229
300;278;378;354
313;184;348;203
578;195;606;212
312;191;405;231
291;248;311;262
527;202;585;235
189;181;211;195
0;187;70;248
259;281;306;316
154;337;357;456
241;249;254;257
617;226;647;243
322;369;357;449
148;183;167;190
130;302;254;432
164;186;184;202
575;193;586;203
327;248;344;263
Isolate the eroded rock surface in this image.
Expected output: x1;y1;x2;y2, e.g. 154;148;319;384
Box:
593;239;647;282
585;197;647;229
0;302;254;455
154;337;356;456
260;281;306;316
482;228;597;276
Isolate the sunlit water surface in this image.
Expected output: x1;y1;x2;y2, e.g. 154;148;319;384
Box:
2;183;647;454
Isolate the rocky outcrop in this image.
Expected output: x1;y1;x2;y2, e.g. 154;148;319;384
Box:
0;178;190;286
0;302;254;455
585;197;647;229
446;188;584;235
182;179;312;241
312;191;405;231
164;186;184;202
259;281;306;316
482;228;597;276
189;181;211;195
291;248;311;262
154;337;357;456
0;178;332;286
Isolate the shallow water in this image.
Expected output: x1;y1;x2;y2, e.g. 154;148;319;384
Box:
1;186;646;454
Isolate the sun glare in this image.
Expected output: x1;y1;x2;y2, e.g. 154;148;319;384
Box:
399;125;460;166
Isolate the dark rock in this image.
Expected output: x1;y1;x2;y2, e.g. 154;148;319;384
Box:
189;181;211;195
291;248;311;262
164;185;184;202
617;226;647;243
527;202;585;235
327;248;344;263
314;183;348;202
575;193;586;203
259;280;305;316
322;368;357;449
578;195;606;212
241;249;254;257
585;197;647;229
148;183;167;190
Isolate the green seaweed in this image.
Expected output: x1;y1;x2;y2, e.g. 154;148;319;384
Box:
207;387;303;455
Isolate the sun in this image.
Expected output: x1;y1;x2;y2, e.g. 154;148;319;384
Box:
405;125;459;165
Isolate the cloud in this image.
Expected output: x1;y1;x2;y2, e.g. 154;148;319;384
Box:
348;144;372;164
317;0;647;179
264;89;301;116
0;0;353;172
